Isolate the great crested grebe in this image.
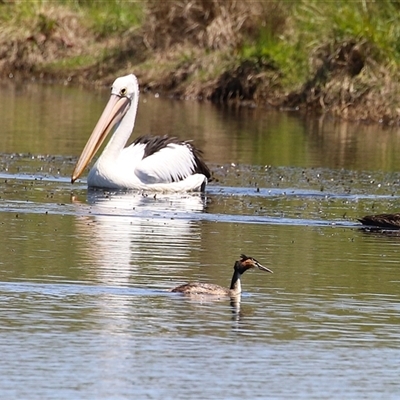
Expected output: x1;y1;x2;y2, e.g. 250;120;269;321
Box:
71;74;211;192
358;213;400;229
170;254;273;297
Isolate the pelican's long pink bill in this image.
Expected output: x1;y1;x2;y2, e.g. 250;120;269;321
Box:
71;94;130;183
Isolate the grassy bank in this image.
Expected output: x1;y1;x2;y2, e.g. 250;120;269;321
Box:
1;0;400;124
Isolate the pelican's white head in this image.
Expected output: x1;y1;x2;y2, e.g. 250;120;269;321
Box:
111;74;139;101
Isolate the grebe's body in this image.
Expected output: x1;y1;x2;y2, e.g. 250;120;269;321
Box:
71;74;210;192
171;255;273;297
358;213;400;229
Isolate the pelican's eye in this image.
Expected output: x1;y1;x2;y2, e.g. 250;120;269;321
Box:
120;87;127;96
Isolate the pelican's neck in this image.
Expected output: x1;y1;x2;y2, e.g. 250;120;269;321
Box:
229;269;242;296
102;91;139;160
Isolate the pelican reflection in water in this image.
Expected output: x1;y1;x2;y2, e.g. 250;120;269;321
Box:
71;74;211;192
71;190;207;286
170;254;273;298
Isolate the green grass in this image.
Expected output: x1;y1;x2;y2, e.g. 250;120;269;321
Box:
239;0;400;91
0;1;36;21
293;0;400;64
0;0;146;77
240;29;309;90
62;0;145;37
0;0;145;37
44;54;98;71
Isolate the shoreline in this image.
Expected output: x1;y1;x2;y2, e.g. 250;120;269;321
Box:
1;1;400;126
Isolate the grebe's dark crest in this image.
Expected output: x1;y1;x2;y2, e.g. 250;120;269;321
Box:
358;213;400;229
170;254;273;297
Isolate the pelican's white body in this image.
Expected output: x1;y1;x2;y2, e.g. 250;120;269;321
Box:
88;139;208;192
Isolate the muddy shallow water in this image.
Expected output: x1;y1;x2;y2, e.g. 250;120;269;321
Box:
1;81;400;399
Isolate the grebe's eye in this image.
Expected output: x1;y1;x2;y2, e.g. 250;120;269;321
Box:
120;87;127;96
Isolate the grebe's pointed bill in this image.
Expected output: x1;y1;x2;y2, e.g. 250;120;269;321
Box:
71;94;131;183
240;254;273;273
254;260;273;274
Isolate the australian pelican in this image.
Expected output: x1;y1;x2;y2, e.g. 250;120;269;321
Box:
71;74;210;191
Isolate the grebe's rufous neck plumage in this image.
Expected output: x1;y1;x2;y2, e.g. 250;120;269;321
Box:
170;254;273;297
71;74;211;192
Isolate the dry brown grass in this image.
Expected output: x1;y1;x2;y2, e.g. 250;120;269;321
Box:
283;39;400;124
0;5;92;78
143;0;286;50
136;0;288;102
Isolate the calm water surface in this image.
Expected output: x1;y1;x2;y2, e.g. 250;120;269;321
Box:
1;80;400;399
